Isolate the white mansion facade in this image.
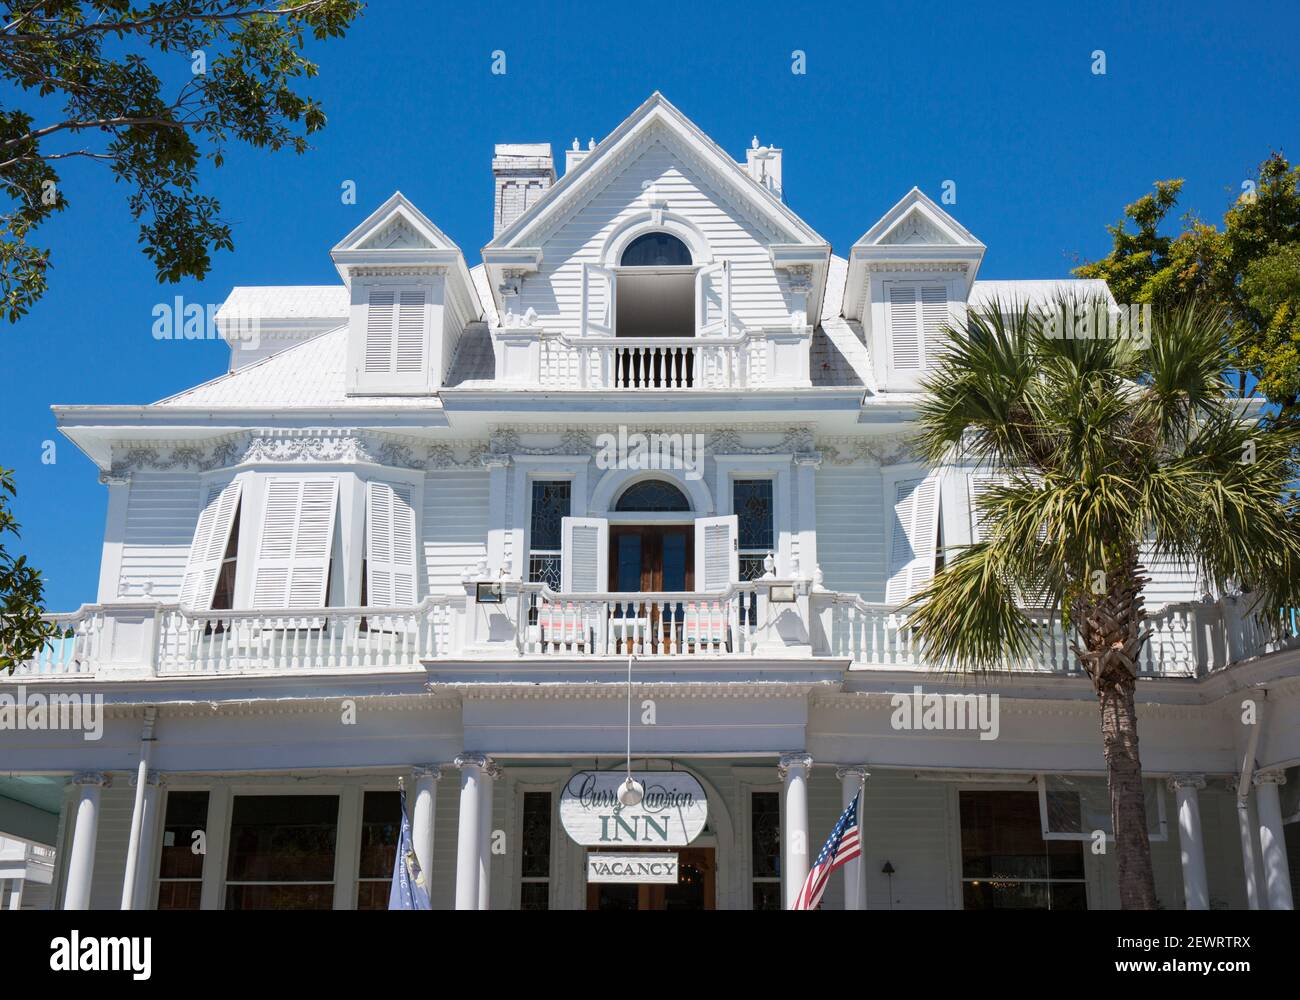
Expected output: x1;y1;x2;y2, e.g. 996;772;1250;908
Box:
3;94;1298;911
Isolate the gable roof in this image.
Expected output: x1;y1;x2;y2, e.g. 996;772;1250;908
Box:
484;93;828;253
844;187;987;318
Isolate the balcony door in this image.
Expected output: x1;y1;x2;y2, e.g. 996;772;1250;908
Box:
610;526;693;593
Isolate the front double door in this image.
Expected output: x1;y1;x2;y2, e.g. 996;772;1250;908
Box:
609;525;694;655
586;848;716;910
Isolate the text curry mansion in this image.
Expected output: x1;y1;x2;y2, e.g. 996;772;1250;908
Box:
2;94;1297;912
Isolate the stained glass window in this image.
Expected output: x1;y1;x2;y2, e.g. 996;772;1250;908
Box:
614;480;690;512
751;791;782;910
520;791;552;910
529;481;571;589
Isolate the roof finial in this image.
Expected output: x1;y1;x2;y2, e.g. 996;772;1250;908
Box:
587;137;595;150
572;137;580;151
751;135;759;149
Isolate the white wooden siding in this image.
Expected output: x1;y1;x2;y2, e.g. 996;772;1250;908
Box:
116;472;204;599
517;140;793;334
422;469;489;595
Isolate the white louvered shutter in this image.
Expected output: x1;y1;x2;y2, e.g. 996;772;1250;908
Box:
921;285;949;365
560;517;609;593
695;261;730;336
364;289;396;374
886;476;940;604
366;480;418;607
251;478;340;609
178;480;242;609
695;515;739;593
363;287;427;379
395;291;426;374
968;474;1002;543
581;264;616;337
888;285;921;369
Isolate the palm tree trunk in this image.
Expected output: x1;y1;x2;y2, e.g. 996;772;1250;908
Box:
1075;551;1158;909
1098;682;1158;908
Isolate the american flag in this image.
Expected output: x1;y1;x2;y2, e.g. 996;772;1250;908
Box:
793;789;861;910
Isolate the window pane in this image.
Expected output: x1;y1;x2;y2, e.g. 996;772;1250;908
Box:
225;884;335;910
521;792;552;880
752;881;782;911
520;882;550;911
615;480;690;512
156;881;203;910
226;795;338;883
620;232;692;267
356;881;392;910
358;791;401;879
959;790;1086;911
530;481;571;552
159;791;209;881
751;791;781;879
734;480;774;551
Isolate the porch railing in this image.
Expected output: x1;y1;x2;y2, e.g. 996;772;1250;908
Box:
7;590;1297;679
538;331;766;390
519;583;762;656
154;600;454;674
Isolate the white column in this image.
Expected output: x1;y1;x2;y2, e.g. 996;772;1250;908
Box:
779;753;812;910
836;766;869;910
1236;795;1262;910
453;754;486;910
1168;774;1209;910
64;772;110;910
410;765;440;894
478;761;502;910
130;772;163;910
1254;771;1294;910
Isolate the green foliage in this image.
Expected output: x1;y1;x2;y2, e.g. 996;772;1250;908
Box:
908;296;1300;671
0;467;59;673
0;0;363;321
1075;153;1300;422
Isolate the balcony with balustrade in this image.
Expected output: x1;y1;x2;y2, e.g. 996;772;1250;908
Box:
11;581;1297;683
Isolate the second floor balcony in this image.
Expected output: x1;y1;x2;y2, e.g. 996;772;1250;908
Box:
12;581;1297;683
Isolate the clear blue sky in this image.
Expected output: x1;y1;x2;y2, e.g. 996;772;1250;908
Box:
3;0;1297;610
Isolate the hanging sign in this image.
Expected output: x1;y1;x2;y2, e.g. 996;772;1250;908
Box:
560;771;708;847
586;852;680;884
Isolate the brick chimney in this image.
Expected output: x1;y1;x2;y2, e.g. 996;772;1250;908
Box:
493;143;555;236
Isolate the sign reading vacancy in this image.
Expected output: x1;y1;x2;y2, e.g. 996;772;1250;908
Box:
560;771;708;846
587;853;680;884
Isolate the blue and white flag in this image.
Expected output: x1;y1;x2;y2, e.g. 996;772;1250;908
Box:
388;788;431;910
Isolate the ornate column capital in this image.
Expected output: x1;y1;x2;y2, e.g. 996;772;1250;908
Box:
778;752;813;778
129;769;164;789
1253;770;1287;787
483;760;504;781
71;771;111;788
793;449;823;468
454;753;490;772
411;764;442;782
836;766;871;783
1167;773;1207;792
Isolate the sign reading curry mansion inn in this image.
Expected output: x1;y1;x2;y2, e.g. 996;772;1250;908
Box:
3;94;1298;912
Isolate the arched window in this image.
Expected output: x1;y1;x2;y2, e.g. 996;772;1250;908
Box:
614;479;691;512
620;232;692;267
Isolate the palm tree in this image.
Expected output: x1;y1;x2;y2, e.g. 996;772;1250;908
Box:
907;295;1300;909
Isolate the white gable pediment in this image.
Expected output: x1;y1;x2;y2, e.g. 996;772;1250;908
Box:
844;188;986;319
878;207;959;246
485;94;827;253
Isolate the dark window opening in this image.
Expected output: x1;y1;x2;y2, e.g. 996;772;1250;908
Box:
620;232;692;267
614;480;691;512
